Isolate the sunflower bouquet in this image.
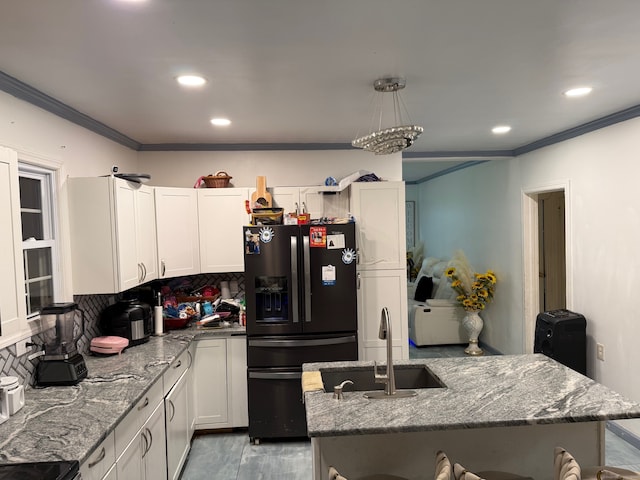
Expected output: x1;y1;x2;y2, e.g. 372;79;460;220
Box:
445;264;497;312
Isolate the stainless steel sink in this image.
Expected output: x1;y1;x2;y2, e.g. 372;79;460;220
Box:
320;365;445;394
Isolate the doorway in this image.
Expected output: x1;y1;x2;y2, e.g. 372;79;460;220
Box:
538;191;566;312
522;185;571;353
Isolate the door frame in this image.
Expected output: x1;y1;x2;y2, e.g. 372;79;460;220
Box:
521;181;573;353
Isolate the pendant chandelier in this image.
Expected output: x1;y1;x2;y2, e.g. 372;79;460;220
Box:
352;77;423;155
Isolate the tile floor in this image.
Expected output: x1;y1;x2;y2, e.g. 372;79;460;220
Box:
179;344;640;479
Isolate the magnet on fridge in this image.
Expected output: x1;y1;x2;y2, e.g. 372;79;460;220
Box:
322;265;336;286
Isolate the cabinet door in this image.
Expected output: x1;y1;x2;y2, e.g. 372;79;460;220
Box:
143;402;167;480
135;184;158;283
114;180;140;291
193;338;229;428
155;187;200;278
79;432;116;480
198;188;249;273
357;269;408;361
350;181;406;270
166;371;190;480
271;186;334;221
229;336;248;428
0;147;27;343
116;433;144;480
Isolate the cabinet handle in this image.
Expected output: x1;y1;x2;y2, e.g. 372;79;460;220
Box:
173;360;182;369
87;447;106;468
161;260;166;277
141;430;149;458
137;263;143;282
146;427;153;454
294;202;299;215
137;397;149;411
141;262;147;281
302;202;307;214
356;248;360;264
168;399;176;422
187;350;193;368
357;272;361;290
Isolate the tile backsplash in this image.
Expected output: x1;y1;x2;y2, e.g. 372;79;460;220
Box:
0;273;244;387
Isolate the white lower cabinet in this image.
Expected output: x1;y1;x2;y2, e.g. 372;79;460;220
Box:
357;269;409;361
166;370;190;480
194;336;248;430
116;400;167;480
79;432;116;480
194;338;228;428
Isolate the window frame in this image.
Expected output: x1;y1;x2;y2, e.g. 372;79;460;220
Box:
19;164;60;318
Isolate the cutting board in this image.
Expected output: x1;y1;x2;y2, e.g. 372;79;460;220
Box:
251;176;272;207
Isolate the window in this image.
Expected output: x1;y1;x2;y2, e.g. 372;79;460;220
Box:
19;164;59;317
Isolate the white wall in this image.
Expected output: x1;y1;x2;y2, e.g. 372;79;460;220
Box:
417;160;523;354
417;116;640;435
0;91;138;176
138;150;402;188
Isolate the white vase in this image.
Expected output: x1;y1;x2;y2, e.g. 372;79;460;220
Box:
462;310;484;356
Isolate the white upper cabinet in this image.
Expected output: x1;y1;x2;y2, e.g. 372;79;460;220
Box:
0;146;27;346
155;187;200;278
68;177;158;294
271;186;349;221
350;181;406;270
198;188;250;273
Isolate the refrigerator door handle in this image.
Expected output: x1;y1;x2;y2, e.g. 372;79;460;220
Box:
248;335;357;348
291;235;299;323
303;235;311;322
249;371;302;380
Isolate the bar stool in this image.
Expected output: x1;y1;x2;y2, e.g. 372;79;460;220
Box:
555;447;640;480
328;449;454;480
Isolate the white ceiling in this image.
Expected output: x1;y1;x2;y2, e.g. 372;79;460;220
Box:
2;0;640;182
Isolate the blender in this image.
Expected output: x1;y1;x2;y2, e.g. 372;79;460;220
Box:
35;302;88;386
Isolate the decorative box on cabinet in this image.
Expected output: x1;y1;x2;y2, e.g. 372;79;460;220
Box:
0;146;27;344
68;177;158;294
155;187;200;278
357;269;409;361
197;188;249;273
350;181;406;270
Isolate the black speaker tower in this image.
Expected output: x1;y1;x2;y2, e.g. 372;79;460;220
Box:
534;309;587;375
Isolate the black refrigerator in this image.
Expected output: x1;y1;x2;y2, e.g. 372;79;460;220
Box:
243;222;358;442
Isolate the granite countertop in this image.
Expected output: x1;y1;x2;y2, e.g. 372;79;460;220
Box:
303;354;640;437
0;324;245;465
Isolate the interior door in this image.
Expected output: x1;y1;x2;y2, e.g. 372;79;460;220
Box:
538;191;566;312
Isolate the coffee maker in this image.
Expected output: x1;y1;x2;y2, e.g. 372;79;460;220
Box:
36;303;88;387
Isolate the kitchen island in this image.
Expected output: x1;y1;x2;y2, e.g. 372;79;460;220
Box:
303;355;640;480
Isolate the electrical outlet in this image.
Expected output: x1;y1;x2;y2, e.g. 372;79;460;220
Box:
16;339;29;357
596;343;605;361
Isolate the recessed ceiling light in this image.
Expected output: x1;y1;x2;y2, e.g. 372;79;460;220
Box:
563;86;593;97
210;118;231;127
492;125;511;134
176;75;207;87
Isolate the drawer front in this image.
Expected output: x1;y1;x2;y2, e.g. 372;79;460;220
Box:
115;379;163;458
163;348;191;396
79;431;116;480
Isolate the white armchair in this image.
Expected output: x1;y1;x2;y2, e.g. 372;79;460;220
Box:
408;257;466;346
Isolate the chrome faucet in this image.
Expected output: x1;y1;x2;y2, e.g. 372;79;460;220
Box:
365;307;417;399
374;307;396;395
